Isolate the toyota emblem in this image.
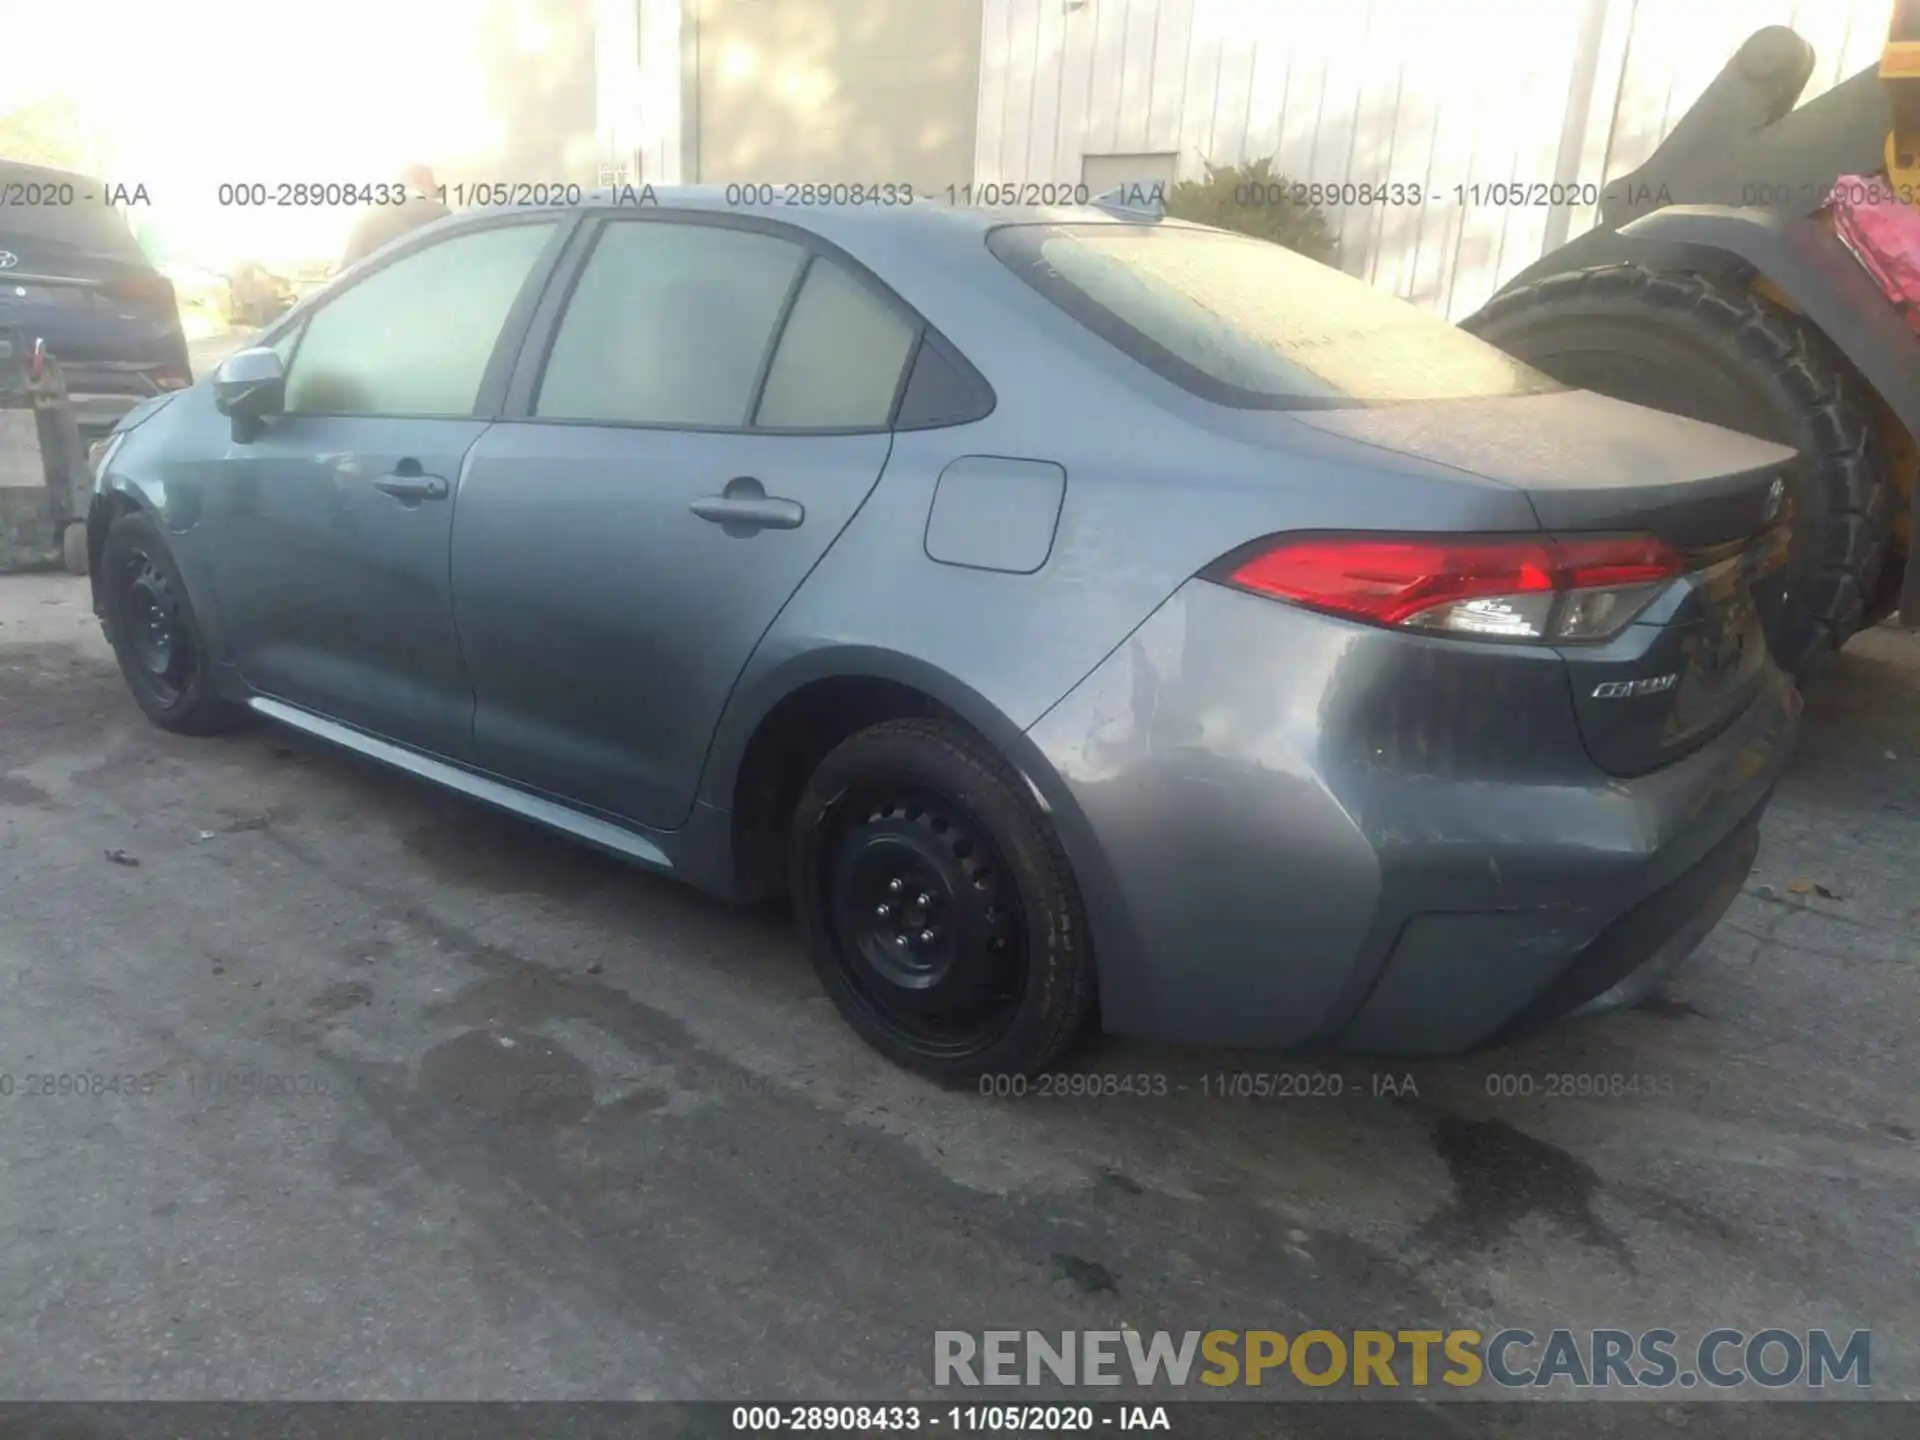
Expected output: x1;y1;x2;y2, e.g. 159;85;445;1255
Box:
0;252;17;270
1763;476;1786;523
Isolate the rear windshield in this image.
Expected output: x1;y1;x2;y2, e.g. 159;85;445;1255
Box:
986;223;1561;409
0;165;146;263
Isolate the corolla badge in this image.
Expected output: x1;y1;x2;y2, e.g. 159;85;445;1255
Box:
1593;673;1678;699
0;252;17;270
1763;476;1786;523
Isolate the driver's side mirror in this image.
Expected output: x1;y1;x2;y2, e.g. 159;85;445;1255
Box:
213;346;286;442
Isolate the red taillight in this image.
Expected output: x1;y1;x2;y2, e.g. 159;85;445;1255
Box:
1217;533;1685;642
1552;535;1683;589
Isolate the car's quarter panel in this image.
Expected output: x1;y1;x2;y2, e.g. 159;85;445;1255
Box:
1023;579;1584;1047
697;211;1560;949
195;415;491;757
709;371;1549;821
1023;578;1798;1051
450;425;893;831
704;400;1555;1038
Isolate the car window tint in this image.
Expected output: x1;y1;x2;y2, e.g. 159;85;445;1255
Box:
755;259;919;429
283;222;554;417
536;221;805;427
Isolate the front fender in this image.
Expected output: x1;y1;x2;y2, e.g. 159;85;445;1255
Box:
87;400;240;665
86;471;167;619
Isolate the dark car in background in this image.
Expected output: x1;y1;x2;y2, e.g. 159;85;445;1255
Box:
0;159;192;434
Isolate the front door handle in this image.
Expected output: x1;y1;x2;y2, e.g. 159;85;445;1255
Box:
689;476;804;535
371;466;449;502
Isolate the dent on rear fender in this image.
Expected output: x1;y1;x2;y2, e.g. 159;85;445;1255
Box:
1026;582;1383;1045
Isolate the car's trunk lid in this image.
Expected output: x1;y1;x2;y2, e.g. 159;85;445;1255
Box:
1291;388;1797;775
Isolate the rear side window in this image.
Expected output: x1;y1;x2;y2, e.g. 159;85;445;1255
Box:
536;221;806;427
988;223;1561;408
755;258;919;428
284;221;555;417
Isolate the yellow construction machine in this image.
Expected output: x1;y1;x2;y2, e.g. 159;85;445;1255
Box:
1467;9;1920;686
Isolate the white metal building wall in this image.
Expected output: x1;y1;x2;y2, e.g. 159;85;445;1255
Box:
975;0;1894;318
595;0;684;184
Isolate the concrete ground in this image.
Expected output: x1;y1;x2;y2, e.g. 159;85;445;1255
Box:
0;572;1915;1431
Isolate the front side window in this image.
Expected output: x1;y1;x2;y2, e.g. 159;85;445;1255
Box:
536;221;806;427
988;223;1562;408
283;222;555;417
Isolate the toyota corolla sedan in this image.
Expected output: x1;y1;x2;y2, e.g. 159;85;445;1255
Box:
84;188;1800;1081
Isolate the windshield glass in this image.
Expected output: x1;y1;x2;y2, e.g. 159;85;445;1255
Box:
987;222;1561;408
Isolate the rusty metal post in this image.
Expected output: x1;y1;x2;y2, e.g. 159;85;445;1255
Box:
28;339;93;535
0;331;94;573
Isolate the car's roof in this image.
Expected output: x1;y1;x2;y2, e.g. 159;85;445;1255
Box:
456;183;1189;240
0;157;103;188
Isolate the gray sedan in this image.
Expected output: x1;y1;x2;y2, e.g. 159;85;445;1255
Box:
84;188;1800;1080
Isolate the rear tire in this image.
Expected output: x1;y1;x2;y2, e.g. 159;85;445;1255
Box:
789;718;1095;1083
1466;264;1894;685
99;511;245;735
1863;554;1905;629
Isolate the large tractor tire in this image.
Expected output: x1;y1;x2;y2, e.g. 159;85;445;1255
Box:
1465;264;1895;685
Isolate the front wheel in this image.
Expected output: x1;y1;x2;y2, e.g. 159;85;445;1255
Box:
99;511;245;735
789;718;1096;1083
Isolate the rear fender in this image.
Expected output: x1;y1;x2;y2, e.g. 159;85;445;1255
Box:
700;643;1142;1022
1479;205;1920;621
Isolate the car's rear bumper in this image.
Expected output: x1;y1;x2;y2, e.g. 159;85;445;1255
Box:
1023;578;1798;1055
0;305;191;395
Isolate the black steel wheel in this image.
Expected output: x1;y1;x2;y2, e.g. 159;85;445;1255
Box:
791;719;1094;1081
122;553;191;702
99;511;245;735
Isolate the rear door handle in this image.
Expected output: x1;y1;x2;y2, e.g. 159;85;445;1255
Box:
689;476;804;534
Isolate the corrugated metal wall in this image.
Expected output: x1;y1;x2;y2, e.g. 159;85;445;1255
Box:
975;0;1893;318
597;0;683;183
